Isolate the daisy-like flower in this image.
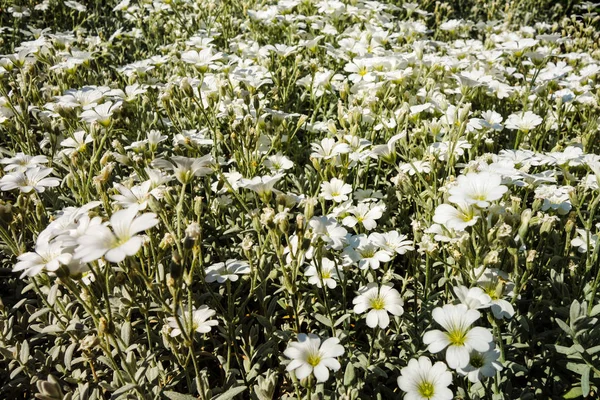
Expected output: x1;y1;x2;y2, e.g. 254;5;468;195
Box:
0;167;60;193
343;234;392;270
571;228;598;253
152;155;215;184
342;202;385;231
423;304;493;369
205;259;250;283
353;283;404;328
0;153;48;172
433;203;480;231
59;131;93;156
456;346;503;383
111;181;153;210
397;356;453;400
474;267;515;320
505;111;543;132
166;305;218;337
74;205;159;263
238;173;285;199
453;285;492;310
304;257;343;289
309;216;348;250
448;172;508;208
13;241;73;278
369;231;414;255
264;153;294;172
284;333;345;382
310;137;351;160
80;101;121;127
320;178;353;203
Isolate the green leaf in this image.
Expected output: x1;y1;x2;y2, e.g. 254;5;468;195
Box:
563;385;583;399
28;307;50;323
113;383;138;396
163;391;198;400
581;365;591;397
121;321;132;346
566;362;589;375
334;313;351;327
570;300;581;323
556;318;574;336
213;386;247;400
48;284;59;306
343;362;356;386
314;313;332;327
20;341;29;364
65;342;77;370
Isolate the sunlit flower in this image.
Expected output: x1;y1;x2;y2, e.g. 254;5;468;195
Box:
74;205;158;263
205;259;250;283
166;305;218;337
0;167;60;193
353;283;404;328
448;172;508;208
423;304;493;369
397;356;453;400
284;333;344;382
304;257;343;289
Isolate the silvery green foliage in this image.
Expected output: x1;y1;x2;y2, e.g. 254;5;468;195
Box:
0;0;600;399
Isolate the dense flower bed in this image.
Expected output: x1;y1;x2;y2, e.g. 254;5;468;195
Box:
1;0;600;399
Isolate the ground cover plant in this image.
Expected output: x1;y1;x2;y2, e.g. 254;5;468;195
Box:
1;0;600;399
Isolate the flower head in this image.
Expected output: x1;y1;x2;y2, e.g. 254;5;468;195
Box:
353;283;404;328
423;304;493;369
284;333;344;382
397;356;453;400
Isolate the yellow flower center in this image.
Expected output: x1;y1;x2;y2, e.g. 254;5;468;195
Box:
370;296;385;310
322;271;331;279
307;353;321;367
447;329;467;346
417;381;435;398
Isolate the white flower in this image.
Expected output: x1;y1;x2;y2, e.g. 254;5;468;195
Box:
369;231;414;255
453;285;492;310
60;131;93;156
353;283;404;328
342;202;385;231
0;167;60;193
456;346;503;383
310;138;351;160
80;101;121;126
534;185;572;215
571;228;598;253
474;267;515;320
309;216;348;250
166;305;218;337
320;178;353;203
304;257;343;289
0;153;48;172
448;172;508;208
284;333;344;382
505;111;543;131
423;304;493;369
74;205;158;263
239;173;285;198
13;241;72;278
397;356;453;400
205;259;250;283
343;234;392;270
433;203;480;231
111;181;152;210
152;155;215;184
264;153;294;172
